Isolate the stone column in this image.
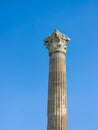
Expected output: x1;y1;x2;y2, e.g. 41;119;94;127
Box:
44;30;70;130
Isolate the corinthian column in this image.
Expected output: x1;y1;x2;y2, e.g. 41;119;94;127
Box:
44;30;70;130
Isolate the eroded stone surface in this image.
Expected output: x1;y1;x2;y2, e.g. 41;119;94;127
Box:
44;30;70;130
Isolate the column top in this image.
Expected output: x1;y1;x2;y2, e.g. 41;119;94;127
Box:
44;29;70;56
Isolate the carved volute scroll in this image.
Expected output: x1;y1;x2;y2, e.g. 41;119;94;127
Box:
44;30;70;55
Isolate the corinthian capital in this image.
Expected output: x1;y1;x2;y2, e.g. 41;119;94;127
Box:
44;30;70;55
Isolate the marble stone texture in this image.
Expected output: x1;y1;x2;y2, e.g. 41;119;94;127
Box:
44;30;70;130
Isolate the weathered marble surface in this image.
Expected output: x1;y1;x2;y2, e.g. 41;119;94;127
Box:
44;30;70;130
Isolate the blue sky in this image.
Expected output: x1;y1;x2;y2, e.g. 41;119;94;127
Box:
0;0;98;130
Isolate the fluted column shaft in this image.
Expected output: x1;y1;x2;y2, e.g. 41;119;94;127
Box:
48;52;67;130
44;30;70;130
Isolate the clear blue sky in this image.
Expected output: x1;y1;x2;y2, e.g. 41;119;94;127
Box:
0;0;98;130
